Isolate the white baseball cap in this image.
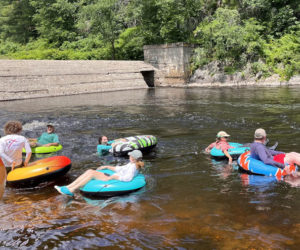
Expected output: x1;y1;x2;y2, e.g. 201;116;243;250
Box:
128;150;143;160
254;128;266;139
217;131;230;138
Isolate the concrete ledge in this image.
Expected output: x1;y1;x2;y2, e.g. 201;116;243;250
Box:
0;60;155;101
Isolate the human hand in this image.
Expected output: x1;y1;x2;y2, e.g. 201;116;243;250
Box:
228;158;233;165
11;161;16;171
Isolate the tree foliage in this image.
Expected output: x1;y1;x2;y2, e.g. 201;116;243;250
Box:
0;0;298;79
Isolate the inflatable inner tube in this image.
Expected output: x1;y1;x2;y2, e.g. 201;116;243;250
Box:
238;151;297;179
80;169;146;198
7;156;71;188
23;144;63;154
210;142;249;160
111;135;157;156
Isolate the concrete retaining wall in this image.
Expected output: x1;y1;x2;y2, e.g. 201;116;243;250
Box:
144;43;194;86
0;60;155;101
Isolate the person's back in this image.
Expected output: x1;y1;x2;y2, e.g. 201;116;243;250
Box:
0;121;31;169
0;134;28;166
250;129;284;169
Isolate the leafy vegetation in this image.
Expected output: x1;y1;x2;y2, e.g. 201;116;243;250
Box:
0;0;299;79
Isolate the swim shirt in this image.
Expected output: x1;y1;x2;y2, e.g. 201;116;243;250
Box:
208;141;234;152
0;134;31;167
250;142;285;169
115;162;138;182
37;132;59;145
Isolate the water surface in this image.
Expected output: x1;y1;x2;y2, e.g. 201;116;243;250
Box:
1;87;300;249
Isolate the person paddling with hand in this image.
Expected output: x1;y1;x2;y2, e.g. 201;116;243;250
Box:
205;131;234;164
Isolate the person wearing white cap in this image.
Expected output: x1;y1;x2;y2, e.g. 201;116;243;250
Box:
205;131;234;164
251;128;300;173
54;150;144;196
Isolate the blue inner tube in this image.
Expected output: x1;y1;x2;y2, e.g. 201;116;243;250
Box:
80;169;146;198
238;151;297;177
210;142;249;160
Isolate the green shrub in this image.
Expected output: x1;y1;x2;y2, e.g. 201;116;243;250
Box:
263;30;300;80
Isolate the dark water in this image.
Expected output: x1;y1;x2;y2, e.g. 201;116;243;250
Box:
1;87;300;249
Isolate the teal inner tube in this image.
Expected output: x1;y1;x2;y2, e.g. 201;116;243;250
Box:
210;142;249;160
80;169;146;198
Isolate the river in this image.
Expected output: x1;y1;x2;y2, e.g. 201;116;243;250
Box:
0;87;300;249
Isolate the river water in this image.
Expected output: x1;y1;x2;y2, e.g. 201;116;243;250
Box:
1;87;300;249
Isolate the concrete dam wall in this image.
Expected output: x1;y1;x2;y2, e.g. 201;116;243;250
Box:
0;60;155;101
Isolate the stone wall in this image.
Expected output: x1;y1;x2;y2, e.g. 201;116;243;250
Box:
0;60;155;101
143;43;194;86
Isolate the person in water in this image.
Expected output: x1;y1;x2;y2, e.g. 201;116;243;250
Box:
251;128;300;172
205;131;233;164
30;124;60;147
97;135;126;156
55;150;144;196
0;121;32;170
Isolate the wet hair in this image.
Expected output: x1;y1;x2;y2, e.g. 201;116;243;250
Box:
98;135;106;144
4;121;23;135
134;159;144;170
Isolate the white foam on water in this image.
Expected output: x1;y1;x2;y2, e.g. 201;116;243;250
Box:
22;120;49;131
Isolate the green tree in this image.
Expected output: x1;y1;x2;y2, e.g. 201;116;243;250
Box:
193;8;264;69
0;0;36;43
240;0;299;37
31;0;79;46
77;0;126;59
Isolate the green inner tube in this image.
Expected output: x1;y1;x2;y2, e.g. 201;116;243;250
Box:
23;144;63;154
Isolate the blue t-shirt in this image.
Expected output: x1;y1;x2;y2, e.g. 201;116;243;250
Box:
37;132;59;145
97;140;114;156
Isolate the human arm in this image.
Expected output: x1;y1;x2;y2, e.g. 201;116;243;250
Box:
205;142;215;153
97;144;112;155
42;142;59;147
97;165;116;171
223;150;232;165
256;145;285;169
269;149;285;156
24;140;32;166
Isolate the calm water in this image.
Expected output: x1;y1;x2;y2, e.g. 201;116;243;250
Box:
1;87;300;249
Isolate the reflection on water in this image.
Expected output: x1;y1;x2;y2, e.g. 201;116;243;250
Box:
1;87;300;248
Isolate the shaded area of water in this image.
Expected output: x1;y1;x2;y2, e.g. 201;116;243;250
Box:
1;87;300;248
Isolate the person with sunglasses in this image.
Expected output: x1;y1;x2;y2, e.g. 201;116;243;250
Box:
205;131;234;164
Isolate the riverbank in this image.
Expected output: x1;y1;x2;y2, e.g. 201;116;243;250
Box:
0;59;299;101
187;74;300;88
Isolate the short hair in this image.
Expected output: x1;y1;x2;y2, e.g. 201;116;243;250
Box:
4;121;23;135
